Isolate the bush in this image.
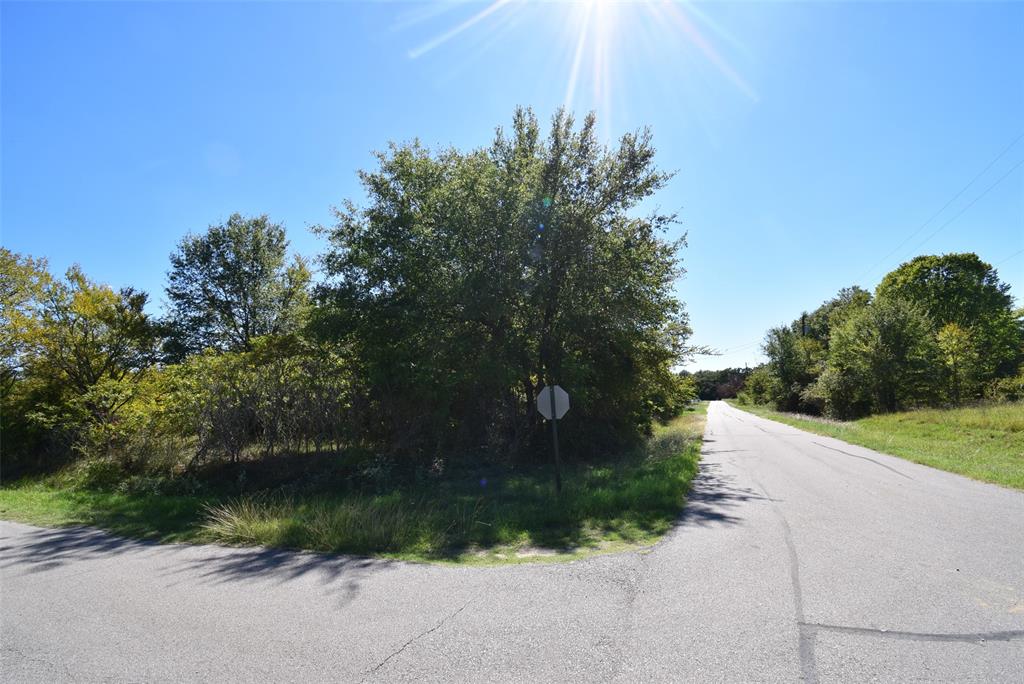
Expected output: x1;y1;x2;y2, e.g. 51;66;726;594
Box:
986;371;1024;403
736;365;774;405
65;458;126;491
809;366;870;419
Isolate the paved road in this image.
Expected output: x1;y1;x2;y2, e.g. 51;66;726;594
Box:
3;401;1023;682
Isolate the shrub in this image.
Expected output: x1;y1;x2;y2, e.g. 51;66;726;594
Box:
986;371;1024;403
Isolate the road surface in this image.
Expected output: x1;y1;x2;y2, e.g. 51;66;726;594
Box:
3;401;1023;682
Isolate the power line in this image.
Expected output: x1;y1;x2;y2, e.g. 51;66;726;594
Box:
855;132;1024;283
995;248;1024;267
900;156;1024;260
717;339;761;353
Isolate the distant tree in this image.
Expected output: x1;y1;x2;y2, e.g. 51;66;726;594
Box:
827;297;940;413
876;253;1021;379
689;367;751;400
736;365;774;405
165;214;311;358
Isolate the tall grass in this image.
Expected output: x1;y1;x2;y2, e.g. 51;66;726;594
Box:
1;404;707;562
199;405;707;560
203;494;446;555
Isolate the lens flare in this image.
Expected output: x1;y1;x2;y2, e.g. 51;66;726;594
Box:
402;0;757;127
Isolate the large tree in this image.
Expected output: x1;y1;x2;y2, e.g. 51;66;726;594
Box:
165;214;311;358
0;249;51;393
316;108;695;459
3;264;160;464
827;297;940;413
876;253;1021;379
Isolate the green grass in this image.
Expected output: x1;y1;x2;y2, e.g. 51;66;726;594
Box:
0;402;707;564
728;401;1024;490
0;483;210;543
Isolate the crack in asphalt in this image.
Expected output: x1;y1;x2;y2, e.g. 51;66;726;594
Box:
810;441;914;480
360;600;473;681
748;472;819;684
800;623;1024;643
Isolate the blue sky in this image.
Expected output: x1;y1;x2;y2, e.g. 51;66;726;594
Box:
3;0;1022;370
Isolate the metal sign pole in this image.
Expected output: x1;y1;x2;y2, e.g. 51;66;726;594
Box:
548;386;562;494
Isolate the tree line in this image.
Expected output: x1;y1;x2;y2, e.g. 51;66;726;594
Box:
738;253;1024;417
1;109;701;480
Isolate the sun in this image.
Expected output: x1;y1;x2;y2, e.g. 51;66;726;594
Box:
402;0;756;130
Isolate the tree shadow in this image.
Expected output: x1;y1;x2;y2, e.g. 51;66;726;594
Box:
161;544;395;608
0;525;174;574
1;523;394;608
673;461;770;529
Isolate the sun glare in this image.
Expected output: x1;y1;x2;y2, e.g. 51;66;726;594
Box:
403;0;757;131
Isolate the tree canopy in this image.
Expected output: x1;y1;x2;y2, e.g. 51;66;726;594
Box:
742;253;1023;417
316;107;695;457
165;213;311;358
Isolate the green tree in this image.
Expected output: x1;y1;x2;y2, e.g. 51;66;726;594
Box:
936;322;981;404
797;286;872;345
21;266;157;397
0;249;51;393
876;253;1021;379
317;108;695;460
165;214;311;358
736;365;775;405
761;326;823;411
827;297;940;413
4;265;160;465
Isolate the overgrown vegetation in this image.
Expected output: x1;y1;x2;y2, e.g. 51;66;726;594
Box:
1;109;705;560
735;254;1023;418
728;401;1024;490
0;404;706;562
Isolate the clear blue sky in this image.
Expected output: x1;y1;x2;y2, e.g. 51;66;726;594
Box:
3;1;1022;370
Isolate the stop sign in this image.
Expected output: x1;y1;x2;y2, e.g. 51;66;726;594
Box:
536;385;570;420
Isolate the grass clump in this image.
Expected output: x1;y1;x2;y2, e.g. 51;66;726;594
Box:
1;403;708;563
729;401;1024;490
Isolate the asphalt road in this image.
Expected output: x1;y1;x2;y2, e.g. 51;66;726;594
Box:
3;401;1023;682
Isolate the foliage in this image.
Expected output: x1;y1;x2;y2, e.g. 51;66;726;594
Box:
936;322;982;403
688;367;751;400
825;297;940;414
876;253;1022;379
986;369;1024;403
754;254;1020;418
316;108;695;462
164;213;311;359
168;335;354;464
735;365;775;406
794;285;872;345
0;248;52;392
2;404;707;562
2;263;160;472
760;325;824;411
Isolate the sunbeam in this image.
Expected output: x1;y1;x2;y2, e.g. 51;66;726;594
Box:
402;0;758;124
408;0;517;59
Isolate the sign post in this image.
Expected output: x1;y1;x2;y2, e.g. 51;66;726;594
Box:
536;385;570;495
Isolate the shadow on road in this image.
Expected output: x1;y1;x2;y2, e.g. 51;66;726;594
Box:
170;542;393;590
0;525;170;574
674;461;769;529
1;523;394;607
